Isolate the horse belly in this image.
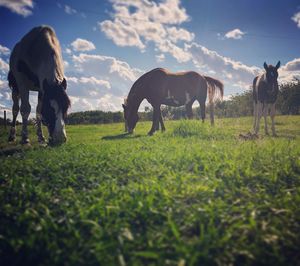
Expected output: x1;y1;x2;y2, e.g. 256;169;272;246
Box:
162;98;183;107
162;89;194;107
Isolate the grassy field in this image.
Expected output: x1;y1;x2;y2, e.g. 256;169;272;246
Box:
0;116;300;266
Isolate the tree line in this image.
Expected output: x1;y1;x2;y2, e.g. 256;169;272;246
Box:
65;80;299;124
1;80;299;126
213;79;300;118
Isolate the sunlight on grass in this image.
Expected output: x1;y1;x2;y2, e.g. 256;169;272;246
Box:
0;116;300;265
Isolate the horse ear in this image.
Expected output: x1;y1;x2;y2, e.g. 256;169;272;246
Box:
62;78;67;90
275;61;281;69
263;62;268;70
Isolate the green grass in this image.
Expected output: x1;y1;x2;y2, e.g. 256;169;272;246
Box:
0;116;300;265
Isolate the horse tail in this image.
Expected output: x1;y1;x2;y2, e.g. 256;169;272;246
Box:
204;76;224;125
252;76;258;104
204;76;224;103
7;70;19;93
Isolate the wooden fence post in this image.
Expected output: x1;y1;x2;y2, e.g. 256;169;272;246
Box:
4;110;7;129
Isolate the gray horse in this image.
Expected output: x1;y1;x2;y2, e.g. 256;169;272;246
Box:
8;25;71;145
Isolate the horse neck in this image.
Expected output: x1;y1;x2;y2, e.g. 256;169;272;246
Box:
128;93;144;114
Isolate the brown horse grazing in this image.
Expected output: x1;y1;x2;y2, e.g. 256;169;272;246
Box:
8;25;71;145
253;61;280;136
123;68;224;135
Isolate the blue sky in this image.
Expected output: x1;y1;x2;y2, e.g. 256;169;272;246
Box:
0;0;300;116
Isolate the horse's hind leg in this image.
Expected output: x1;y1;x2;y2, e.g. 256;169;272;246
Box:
254;102;263;135
199;101;206;123
20;90;31;144
8;89;20;142
36;92;45;143
253;102;257;132
185;102;193;119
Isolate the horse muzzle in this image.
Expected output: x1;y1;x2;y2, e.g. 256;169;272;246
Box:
49;132;67;145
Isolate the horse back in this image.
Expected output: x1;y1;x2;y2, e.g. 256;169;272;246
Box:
141;68;206;105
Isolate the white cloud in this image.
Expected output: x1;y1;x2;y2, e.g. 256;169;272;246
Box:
0;58;9;73
156;53;165;63
65;48;72;54
110;0;189;25
60;53;144;112
278;58;300;84
0;0;34;17
0;79;7;89
281;58;300;72
99;19;145;50
0;44;10;55
72;53;142;84
69;96;94;112
64;4;77;15
63;60;69;69
292;11;300;28
69;94;124;113
224;28;245;40
71;38;96;52
158;40;191;63
96;94;124;112
67;76;111;98
99;0;194;62
186;42;260;89
166;27;194;43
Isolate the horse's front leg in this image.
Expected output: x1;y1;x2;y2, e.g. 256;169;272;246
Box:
36;92;45;143
253;102;257;132
270;103;277;136
263;104;269;135
8;89;19;142
159;110;165;132
20;90;31;144
148;105;160;136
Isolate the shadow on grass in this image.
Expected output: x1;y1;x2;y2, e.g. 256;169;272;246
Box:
102;132;142;140
0;145;28;157
0;142;49;157
238;131;298;141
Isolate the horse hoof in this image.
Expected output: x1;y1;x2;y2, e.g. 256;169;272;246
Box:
21;138;30;145
8;136;16;142
148;131;154;136
38;136;46;143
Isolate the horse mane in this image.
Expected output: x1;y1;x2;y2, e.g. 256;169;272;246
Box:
126;68;168;105
126;73;146;106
